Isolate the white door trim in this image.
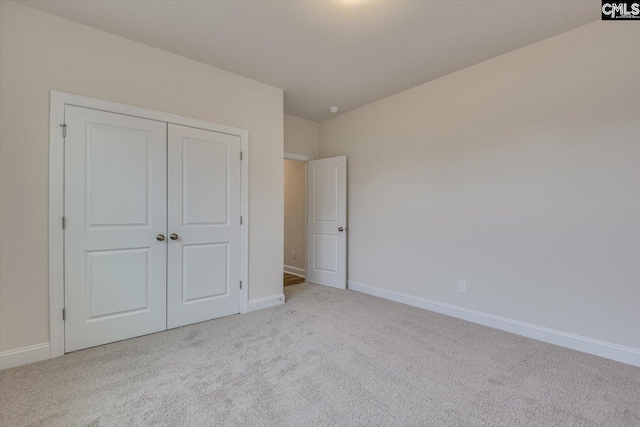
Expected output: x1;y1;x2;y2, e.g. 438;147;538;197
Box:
49;90;250;359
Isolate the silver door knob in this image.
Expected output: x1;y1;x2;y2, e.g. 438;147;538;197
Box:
170;233;179;241
338;227;344;232
156;234;166;241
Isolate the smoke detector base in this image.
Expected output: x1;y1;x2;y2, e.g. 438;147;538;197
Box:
329;106;340;114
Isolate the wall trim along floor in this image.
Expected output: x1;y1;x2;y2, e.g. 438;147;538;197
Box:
348;280;640;367
283;265;306;278
1;292;286;371
247;294;286;313
0;342;51;370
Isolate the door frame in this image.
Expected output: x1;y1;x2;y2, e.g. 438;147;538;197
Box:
49;90;250;358
283;152;313;280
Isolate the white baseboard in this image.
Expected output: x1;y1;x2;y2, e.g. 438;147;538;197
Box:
348;281;640;367
0;294;284;370
247;293;286;313
0;342;51;370
283;265;305;278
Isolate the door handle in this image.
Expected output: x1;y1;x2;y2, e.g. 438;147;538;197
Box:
338;227;345;232
156;234;166;241
170;233;179;241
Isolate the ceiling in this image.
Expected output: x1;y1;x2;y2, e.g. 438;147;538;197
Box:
20;0;599;121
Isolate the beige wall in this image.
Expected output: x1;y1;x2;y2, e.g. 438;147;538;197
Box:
320;22;640;349
0;1;284;352
284;113;320;159
284;160;306;272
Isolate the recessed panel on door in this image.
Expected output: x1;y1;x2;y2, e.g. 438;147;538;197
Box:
313;234;338;273
64;106;167;352
87;128;149;227
182;243;229;303
167;124;241;329
183;140;228;226
86;248;150;319
313;165;338;223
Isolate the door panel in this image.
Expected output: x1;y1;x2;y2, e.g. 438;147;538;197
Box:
167;124;241;328
313;165;338;222
87;129;149;227
182;243;228;302
182;140;229;225
313;234;339;272
64;106;167;352
86;248;150;318
307;156;347;288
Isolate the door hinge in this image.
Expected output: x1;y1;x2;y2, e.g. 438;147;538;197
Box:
240;281;243;289
240;216;243;225
62;216;66;229
240;152;243;161
62;308;66;321
60;123;67;138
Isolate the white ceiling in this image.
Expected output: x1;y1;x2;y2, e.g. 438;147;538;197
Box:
20;0;599;121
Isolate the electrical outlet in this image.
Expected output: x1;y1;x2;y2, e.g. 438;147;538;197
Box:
458;280;467;293
292;251;297;260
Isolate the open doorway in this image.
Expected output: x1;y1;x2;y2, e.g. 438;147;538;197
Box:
284;153;311;287
283;152;348;289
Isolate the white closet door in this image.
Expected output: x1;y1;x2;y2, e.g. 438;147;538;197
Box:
307;156;347;289
167;124;242;328
64;106;167;352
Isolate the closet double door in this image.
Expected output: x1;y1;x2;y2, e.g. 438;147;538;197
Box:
64;106;241;352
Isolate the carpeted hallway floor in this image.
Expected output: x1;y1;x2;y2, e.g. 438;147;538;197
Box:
1;283;639;426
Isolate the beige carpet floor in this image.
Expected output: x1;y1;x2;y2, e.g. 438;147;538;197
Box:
1;283;639;426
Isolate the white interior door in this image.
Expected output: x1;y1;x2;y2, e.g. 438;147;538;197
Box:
167;124;242;328
64;106;167;352
307;156;347;288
